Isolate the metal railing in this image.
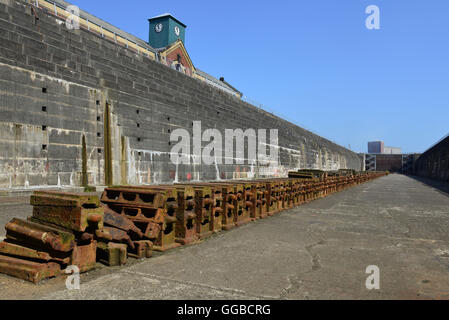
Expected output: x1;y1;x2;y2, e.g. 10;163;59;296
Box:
33;0;156;59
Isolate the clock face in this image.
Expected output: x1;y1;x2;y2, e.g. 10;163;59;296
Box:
155;23;163;33
174;26;180;36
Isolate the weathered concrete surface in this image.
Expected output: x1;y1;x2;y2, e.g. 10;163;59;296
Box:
415;135;449;182
0;0;362;189
0;174;448;300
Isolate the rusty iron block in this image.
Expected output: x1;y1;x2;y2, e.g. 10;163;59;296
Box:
31;191;100;208
194;183;226;234
175;211;198;245
97;242;127;266
210;206;223;233
103;205;143;239
117;187;180;250
210;186;224;233
119;186;179;220
220;183;246;228
70;241;97;273
174;186;199;245
152;220;181;252
281;180;293;210
265;182;278;216
5;218;75;253
276;181;287;211
128;240;153;259
32;205;103;233
233;183;253;226
213;184;238;231
188;186;213;239
27;217;94;247
241;180;268;219
222;205;235;230
101;188;165;209
239;182;260;221
132;220;162;240
101;203;164;241
176;183;223;236
196;210;212;239
0;241;71;265
253;182;268;219
151;209;181;251
290;181;301;207
0;254;61;284
106;204;165;224
215;184;238;230
270;181;282;215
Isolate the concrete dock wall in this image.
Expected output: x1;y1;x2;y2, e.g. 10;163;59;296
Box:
415;135;449;182
0;0;362;188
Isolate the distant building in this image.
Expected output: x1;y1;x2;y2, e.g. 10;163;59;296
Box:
368;141;384;154
384;146;402;155
366;141;409;172
368;141;401;155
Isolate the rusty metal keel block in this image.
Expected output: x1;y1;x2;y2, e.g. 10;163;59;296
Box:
128;240;153;259
32;206;103;233
0;241;70;265
0;254;61;284
220;184;238;231
103;205;144;239
175;188;199;245
152;221;181;252
31;191;100;207
5;218;75;253
193;187;213;239
97;242;127;266
31;190;103;233
95;227;135;249
211;190;224;233
70;241;97;273
101;188;165;208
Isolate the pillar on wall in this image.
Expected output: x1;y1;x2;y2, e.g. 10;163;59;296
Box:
120;135;128;185
82;135;88;187
104;102;113;186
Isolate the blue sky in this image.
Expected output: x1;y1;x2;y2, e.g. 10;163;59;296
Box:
69;0;448;153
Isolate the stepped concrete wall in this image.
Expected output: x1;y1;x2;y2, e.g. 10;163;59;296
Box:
415;136;449;182
0;0;362;188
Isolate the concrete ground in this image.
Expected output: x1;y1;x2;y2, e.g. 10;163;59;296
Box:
0;174;448;300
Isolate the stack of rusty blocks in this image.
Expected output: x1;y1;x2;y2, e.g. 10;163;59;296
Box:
100;187;174;256
0;171;387;284
0;191;103;283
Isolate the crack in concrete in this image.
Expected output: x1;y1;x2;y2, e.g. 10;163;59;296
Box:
278;240;326;299
305;240;325;272
119;270;278;300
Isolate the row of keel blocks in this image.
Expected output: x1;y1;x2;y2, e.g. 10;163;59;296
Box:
103;172;386;248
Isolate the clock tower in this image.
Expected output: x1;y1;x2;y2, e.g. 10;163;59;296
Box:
148;13;186;49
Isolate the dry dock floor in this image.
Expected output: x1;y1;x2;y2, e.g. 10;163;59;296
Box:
0;174;448;300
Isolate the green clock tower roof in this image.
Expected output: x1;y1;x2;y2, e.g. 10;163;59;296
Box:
149;13;187;27
148;13;187;49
